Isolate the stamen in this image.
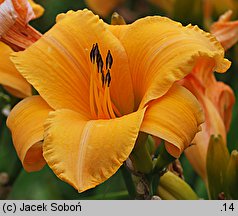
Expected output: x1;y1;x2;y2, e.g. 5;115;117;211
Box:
89;72;97;119
105;70;111;87
101;72;105;86
93;79;104;117
89;43;121;119
106;50;113;69
97;54;103;73
90;44;95;63
105;87;116;118
94;43;99;61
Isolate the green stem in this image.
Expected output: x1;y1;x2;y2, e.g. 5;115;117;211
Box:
120;165;137;199
151;174;160;195
154;143;175;172
130;132;153;174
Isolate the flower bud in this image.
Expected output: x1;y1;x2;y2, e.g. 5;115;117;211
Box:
206;135;230;199
111;12;126;25
156;171;198;200
225;150;238;199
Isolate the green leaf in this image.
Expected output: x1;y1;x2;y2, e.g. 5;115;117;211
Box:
90;169;129;199
0;120;22;182
8;167;62;200
193;176;208;199
206;135;230;199
57;168;129;200
180;154;208;199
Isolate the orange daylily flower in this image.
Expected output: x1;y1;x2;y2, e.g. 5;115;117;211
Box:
0;42;31;97
210;10;238;51
182;58;235;181
0;0;43;97
0;0;44;18
7;9;230;192
27;0;44;18
0;0;42;50
203;0;236;26
181;10;236;182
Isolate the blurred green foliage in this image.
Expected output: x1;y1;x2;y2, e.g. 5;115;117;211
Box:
31;0;87;32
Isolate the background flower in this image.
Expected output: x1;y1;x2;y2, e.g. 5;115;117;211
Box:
181;58;235;182
0;0;43;98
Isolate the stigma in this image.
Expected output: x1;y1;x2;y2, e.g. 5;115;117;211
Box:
89;43;120;119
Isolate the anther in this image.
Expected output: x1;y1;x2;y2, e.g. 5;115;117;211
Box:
106;50;113;69
97;54;103;73
94;43;99;60
96;52;101;63
90;44;95;63
105;70;111;87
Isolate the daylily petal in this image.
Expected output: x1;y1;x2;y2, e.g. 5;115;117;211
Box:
28;0;44;19
85;0;124;17
180;56;234;180
43;108;145;192
141;84;204;158
7;96;53;171
185;95;226;180
0;42;31;98
12;9;134;118
0;0;41;50
211;10;238;50
109;16;230;109
203;0;236;25
207;81;235;131
0;0;35;26
181;57;235;131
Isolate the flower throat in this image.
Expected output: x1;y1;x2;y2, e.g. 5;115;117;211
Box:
89;43;121;119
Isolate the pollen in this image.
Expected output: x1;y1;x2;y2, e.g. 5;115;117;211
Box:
89;43;121;119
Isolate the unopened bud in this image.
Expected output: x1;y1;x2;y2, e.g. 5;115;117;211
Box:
111;12;126;25
206;135;229;199
157;171;198;200
225;150;238;199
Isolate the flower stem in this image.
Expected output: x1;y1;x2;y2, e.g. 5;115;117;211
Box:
130;132;153;174
120;165;137;199
154;143;175;172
